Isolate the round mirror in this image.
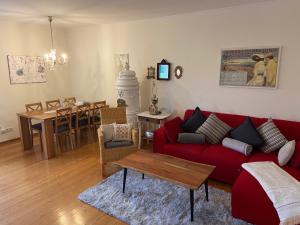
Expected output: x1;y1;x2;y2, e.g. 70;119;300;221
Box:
174;66;183;79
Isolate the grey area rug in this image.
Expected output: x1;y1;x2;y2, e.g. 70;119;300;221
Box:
78;170;250;225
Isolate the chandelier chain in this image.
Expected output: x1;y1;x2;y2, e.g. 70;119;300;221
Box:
48;16;54;49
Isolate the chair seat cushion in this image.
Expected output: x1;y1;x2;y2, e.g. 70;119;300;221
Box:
72;118;89;128
93;115;101;122
104;140;133;149
56;124;70;133
32;123;42;131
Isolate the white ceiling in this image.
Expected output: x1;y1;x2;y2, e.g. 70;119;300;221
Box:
0;0;273;25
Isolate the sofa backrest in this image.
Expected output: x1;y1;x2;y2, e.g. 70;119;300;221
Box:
184;109;300;141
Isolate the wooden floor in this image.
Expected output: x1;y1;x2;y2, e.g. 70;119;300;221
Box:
0;137;230;225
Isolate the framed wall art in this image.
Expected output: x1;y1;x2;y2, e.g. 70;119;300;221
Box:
174;65;183;79
157;59;170;80
219;47;281;88
7;55;47;84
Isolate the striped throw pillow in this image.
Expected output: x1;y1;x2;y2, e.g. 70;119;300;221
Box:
257;119;287;153
196;113;231;144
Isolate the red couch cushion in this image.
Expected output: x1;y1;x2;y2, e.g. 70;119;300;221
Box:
290;141;300;169
232;170;279;225
232;166;300;225
249;151;278;163
163;143;209;162
250;148;300;170
164;117;182;144
201;145;250;184
284;166;300;181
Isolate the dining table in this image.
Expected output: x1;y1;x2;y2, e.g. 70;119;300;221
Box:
17;105;94;159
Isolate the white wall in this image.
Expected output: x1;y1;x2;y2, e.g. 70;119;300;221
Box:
0;22;70;142
66;0;300;122
1;0;299;143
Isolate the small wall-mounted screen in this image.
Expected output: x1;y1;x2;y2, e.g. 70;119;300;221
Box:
159;65;169;79
157;61;170;80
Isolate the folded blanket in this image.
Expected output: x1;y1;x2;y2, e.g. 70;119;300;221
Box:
242;162;300;225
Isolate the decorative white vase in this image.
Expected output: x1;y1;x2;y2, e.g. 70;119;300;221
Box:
116;69;140;124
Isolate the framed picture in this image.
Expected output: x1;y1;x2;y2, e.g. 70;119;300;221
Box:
157;59;170;80
7;55;47;84
146;66;155;79
219;47;281;88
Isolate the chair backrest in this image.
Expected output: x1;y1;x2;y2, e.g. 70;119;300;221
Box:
75;103;91;129
46;99;61;110
25;102;43;112
93;101;108;118
100;107;127;125
55;107;72;133
93;101;107;110
63;97;76;107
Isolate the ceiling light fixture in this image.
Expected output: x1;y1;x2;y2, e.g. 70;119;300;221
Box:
44;16;67;70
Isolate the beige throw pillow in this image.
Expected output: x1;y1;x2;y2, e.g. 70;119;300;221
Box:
278;140;296;166
113;123;132;141
100;123;115;142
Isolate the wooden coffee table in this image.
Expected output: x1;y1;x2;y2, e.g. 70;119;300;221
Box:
113;151;215;221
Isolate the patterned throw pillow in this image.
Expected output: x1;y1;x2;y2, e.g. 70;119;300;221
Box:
113;123;132;141
257;119;287;153
196;113;232;144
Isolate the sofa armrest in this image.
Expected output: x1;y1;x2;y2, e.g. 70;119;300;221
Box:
163;117;183;144
131;128;139;147
153;127;168;153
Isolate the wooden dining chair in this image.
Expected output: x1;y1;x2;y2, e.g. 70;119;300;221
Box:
98;107;138;177
72;103;91;147
45;99;61;110
63;97;76;107
25;102;43;151
54;107;74;151
92;101;109;133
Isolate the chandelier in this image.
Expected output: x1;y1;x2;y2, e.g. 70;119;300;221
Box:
44;16;67;70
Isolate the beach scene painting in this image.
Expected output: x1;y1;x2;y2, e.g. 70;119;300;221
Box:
219;47;281;88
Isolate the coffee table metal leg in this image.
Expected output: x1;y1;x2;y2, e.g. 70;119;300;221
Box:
142;173;144;179
190;189;194;222
205;180;209;202
123;168;127;193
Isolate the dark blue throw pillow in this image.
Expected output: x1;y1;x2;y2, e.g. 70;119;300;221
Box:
230;117;264;148
181;107;206;133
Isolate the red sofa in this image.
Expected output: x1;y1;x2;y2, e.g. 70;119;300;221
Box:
153;109;300;225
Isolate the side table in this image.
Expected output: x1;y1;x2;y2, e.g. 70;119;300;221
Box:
136;111;171;149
